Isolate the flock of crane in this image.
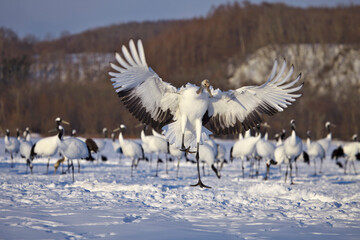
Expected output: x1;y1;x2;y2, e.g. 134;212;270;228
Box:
3;39;360;188
3;117;359;187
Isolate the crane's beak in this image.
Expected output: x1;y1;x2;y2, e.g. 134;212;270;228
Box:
113;128;120;132
48;128;57;133
206;86;213;98
331;124;336;128
62;120;70;125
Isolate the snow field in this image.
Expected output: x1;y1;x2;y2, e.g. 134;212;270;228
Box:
0;138;359;239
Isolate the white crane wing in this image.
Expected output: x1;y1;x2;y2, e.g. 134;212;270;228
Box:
207;59;303;134
109;39;178;130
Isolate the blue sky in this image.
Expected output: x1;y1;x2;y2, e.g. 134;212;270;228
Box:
0;0;358;39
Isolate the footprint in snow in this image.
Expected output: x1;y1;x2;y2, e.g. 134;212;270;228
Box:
123;215;141;223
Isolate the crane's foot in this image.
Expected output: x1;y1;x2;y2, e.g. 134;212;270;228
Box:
190;180;211;189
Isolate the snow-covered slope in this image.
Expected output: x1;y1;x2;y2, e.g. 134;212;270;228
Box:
0;138;359;239
229;44;360;98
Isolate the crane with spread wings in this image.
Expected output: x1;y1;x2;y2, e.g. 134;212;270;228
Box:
109;39;303;188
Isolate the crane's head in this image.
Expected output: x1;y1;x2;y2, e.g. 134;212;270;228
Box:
55;117;70;126
102;128;108;138
5;129;10;136
325;121;335;133
352;134;358;142
306;130;311;138
199;79;213;97
290;119;296;130
71;129;77;137
113;124;127;133
281;129;286;140
274;133;280;141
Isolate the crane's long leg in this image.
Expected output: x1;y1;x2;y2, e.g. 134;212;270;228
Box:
265;163;270;181
46;157;50;174
10;153;14;168
242;158;245;178
77;159;80;173
190;142;211;189
352;161;357;174
131;158;134;177
165;154;168;174
71;160;75;182
155;159;159;177
26;159;29;174
176;157;180;178
285;163;289;183
314;158;317;175
290;161;294;185
181;134;186;151
256;158;260;177
29;159;33;174
249;158;254;178
149;154;152;172
155;153;160;177
320;158;323;173
344;159;348;174
180;115;187;151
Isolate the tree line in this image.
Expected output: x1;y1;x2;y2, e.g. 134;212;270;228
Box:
1;2;359;139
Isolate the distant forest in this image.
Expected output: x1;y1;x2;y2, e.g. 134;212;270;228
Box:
1;2;360;139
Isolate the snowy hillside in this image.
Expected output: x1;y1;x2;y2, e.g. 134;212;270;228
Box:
228;44;360;98
0;138;359;239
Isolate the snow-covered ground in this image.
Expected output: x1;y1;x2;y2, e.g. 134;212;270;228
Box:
0;138;359;239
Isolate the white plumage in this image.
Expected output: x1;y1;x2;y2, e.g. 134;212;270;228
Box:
153;128;188;177
4;129;20;168
19;128;33;173
317;121;334;154
141;126;168;176
114;124;144;177
31;130;60;174
306;130;326;175
284;120;303;184
109;39;303;188
342;136;360;174
56;125;90;181
111;132;122;156
94;128;108;161
231;129;261;178
23;127;32;143
216;143;227;167
255;130;276;180
274;133;288;173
